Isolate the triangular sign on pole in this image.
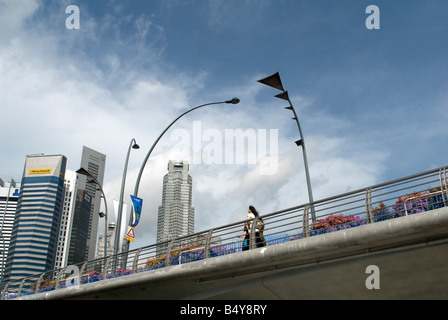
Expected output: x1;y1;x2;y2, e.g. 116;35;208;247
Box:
126;227;135;242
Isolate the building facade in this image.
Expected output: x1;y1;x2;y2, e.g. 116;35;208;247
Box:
0;179;20;281
54;146;106;269
54;170;77;269
157;161;195;246
3;154;66;282
66;189;92;265
95;222;115;259
77;146;106;261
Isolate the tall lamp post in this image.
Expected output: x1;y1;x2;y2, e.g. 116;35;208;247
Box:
257;72;315;221
114;138;140;256
75;168;109;259
123;97;240;253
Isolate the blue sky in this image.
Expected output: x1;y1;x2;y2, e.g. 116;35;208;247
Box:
1;0;447;249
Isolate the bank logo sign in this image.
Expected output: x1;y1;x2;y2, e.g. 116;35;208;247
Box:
28;168;52;175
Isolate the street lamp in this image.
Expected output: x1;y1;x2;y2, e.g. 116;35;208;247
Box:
132;98;240;199
114;138;139;256
75;168;109;259
95;193;109;259
257;72;316;221
124;98;240;252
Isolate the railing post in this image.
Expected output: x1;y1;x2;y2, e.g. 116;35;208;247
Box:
302;204;310;238
55;268;64;290
165;240;175;267
365;188;373;223
1;281;10;300
79;261;88;278
103;256;111;280
440;168;448;207
18;277;27;297
249;217;259;249
132;248;143;274
33;273;44;294
79;261;90;286
204;229;214;259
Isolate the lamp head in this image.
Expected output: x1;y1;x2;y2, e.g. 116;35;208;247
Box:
131;138;140;149
87;179;97;185
225;97;240;104
75;167;93;178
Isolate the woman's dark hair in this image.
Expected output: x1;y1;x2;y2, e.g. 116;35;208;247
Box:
249;205;259;217
249;205;263;222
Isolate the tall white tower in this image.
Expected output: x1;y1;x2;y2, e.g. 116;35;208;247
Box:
157;161;194;244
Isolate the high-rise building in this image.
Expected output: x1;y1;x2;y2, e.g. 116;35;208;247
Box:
54;170;78;269
95;222;115;259
157;161;195;245
3;154;66;282
0;178;20;281
54;146;106;269
67;189;93;265
77;146;106;261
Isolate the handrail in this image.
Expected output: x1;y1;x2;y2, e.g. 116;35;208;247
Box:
2;164;448;299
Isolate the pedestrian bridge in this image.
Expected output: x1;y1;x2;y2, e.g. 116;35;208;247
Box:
3;166;448;299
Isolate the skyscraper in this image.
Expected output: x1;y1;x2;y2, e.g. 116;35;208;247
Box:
3;154;66;282
54;170;78;270
95;222;115;258
54;147;106;268
0;178;20;281
157;161;195;245
77;146;106;261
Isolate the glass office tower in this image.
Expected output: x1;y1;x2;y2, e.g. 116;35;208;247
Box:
78;146;106;261
3;154;66;282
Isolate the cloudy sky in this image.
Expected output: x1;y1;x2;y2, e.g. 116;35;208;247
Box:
1;0;447;249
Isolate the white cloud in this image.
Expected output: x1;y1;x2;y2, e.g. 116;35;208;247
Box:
0;1;393;251
0;0;40;46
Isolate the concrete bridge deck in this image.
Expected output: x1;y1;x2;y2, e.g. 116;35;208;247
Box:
20;206;448;300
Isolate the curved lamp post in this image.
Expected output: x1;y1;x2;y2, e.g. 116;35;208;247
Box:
114;138;139;256
124;97;240;252
257;72;315;221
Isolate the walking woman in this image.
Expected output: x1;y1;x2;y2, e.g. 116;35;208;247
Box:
242;205;266;249
241;218;250;251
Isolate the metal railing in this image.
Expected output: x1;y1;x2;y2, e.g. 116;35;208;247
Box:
2;165;447;300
